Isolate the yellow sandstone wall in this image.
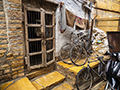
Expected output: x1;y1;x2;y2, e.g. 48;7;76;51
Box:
0;0;24;83
95;0;120;32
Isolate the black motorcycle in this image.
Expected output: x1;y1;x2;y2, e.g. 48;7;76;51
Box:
105;45;120;90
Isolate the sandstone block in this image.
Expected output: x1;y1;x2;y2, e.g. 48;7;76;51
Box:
7;10;22;19
0;49;6;54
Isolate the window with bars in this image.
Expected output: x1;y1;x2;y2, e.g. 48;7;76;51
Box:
24;7;55;70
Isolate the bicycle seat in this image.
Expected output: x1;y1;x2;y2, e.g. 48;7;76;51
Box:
97;56;104;60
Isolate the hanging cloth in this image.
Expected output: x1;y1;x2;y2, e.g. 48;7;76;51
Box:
75;16;84;29
66;9;76;28
59;2;66;33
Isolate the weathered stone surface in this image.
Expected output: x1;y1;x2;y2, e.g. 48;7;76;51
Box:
0;17;5;20
7;56;14;60
0;40;7;43
18;72;24;77
12;48;23;52
0;64;10;70
4;69;10;74
0;24;6;27
13;53;19;56
11;59;24;68
0;49;6;54
8;0;22;5
17;43;23;47
9;24;22;27
0;35;7;38
0;44;7;48
9;20;22;23
11;39;22;44
0;29;7;35
9;31;22;36
16;56;23;59
20;52;23;55
9;28;22;31
7;10;22;19
0;74;11;80
27;63;55;79
0;53;4;57
9;4;21;9
0;12;4;15
12;66;24;73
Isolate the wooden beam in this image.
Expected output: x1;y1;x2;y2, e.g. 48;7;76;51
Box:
28;38;42;42
27;24;42;27
29;51;43;56
94;7;120;14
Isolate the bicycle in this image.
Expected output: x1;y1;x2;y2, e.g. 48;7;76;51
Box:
76;55;106;90
59;30;87;64
69;15;97;66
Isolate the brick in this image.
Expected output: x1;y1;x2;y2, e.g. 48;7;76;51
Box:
9;4;21;9
9;31;22;36
13;53;19;56
9;20;22;23
18;73;24;77
4;69;10;74
112;2;119;11
0;29;7;34
11;44;16;48
0;12;4;15
0;64;10;70
8;0;22;5
11;59;24;68
107;1;112;10
0;44;7;48
98;21;119;26
0;49;6;54
0;6;3;9
12;66;24;72
7;10;22;19
20;52;23;55
0;35;7;38
0;17;5;20
0;74;11;80
7;56;14;60
9;24;22;27
9;28;22;31
0;24;6;27
17;43;23;47
0;53;4;57
7;53;13;57
12;48;23;52
97;1;107;9
11;39;23;44
16;56;23;59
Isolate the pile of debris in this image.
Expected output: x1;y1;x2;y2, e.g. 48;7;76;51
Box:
92;28;109;54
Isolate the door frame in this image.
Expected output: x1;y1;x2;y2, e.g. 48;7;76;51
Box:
24;6;55;70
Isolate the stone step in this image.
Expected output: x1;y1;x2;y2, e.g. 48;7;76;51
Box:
57;55;110;85
52;82;74;90
0;77;37;90
31;71;65;90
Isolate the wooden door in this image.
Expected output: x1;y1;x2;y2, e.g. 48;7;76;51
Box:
24;7;55;70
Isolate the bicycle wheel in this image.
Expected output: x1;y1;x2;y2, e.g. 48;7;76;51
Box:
70;44;88;66
76;67;93;90
59;43;73;64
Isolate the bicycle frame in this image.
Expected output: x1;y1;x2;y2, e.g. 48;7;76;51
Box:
87;56;106;80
